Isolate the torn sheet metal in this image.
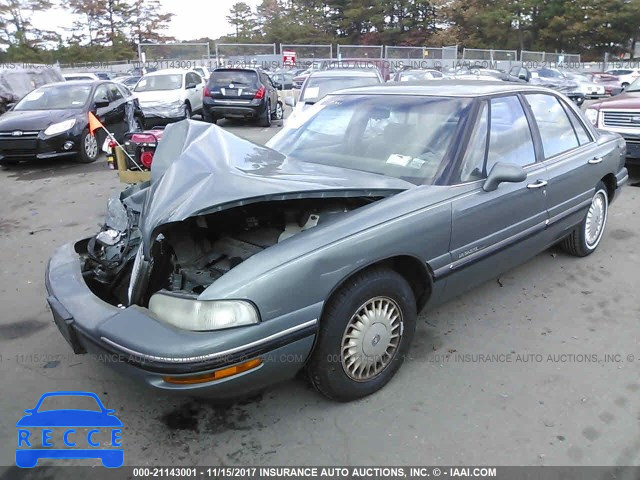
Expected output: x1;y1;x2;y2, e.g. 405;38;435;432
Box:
137;120;413;252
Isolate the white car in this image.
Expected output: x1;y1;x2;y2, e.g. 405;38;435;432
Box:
605;68;640;88
193;66;210;82
133;69;205;128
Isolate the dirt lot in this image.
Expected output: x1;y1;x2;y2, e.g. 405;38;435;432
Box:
0;118;639;470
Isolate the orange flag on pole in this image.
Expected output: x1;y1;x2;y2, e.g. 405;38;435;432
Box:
88;112;104;136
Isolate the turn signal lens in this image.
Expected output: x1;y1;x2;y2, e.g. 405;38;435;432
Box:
163;358;262;385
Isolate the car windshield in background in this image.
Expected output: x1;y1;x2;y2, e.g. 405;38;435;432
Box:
536;69;564;78
625;77;640;92
268;94;470;185
302;77;380;102
210;70;258;85
14;84;91;110
134;74;183;92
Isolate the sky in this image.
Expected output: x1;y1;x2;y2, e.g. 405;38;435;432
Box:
31;0;262;42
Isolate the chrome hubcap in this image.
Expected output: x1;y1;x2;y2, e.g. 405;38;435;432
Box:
341;296;403;382
84;134;97;158
585;190;607;247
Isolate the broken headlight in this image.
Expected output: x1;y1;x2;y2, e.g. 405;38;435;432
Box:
148;292;260;331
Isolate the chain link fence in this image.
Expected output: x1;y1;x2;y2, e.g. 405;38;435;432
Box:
337;45;384;59
520;50;581;65
280;44;332;65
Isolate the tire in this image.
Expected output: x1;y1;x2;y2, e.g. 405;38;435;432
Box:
258;101;272;127
575;97;584;106
622;82;630;89
561;182;609;257
183;103;192;120
76;128;99;163
306;267;417;402
202;110;217;124
272;101;284;120
133;117;143;132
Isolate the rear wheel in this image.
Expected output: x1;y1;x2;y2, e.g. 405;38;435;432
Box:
183;103;192;119
202;110;217;124
306;267;417;402
76;129;99;163
561;182;609;257
258;101;272;127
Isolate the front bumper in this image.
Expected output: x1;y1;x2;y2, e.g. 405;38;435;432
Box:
45;241;318;398
0;131;81;161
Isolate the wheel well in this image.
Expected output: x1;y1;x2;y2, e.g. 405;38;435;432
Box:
601;173;616;201
326;256;433;314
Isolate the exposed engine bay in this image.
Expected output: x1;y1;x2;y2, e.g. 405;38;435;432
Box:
80;197;379;307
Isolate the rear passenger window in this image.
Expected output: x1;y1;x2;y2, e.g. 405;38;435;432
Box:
525;94;579;158
564;104;592;145
459;102;488;182
485;96;536;174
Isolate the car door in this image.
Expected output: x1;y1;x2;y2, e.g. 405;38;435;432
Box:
186;72;204;112
442;95;549;300
262;72;278;113
105;82;127;139
522;92;612;242
92;84;119;140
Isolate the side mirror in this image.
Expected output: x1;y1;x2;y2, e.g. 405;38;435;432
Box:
186;82;197;89
284;96;296;107
483;162;527;192
274;82;283;90
95;98;110;108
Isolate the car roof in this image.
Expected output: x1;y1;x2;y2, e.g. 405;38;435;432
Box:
144;69;190;76
311;69;380;78
330;80;561;97
213;67;260;73
47;80;107;87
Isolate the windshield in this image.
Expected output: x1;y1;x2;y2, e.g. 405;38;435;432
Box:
134;74;183;92
301;76;380;102
626;77;640;92
14;84;91;110
537;69;564;79
210;70;258;86
267;94;470;185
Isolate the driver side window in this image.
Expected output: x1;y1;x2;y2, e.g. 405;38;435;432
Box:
93;85;109;103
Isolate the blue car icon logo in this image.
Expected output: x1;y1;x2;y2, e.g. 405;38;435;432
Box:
16;391;123;468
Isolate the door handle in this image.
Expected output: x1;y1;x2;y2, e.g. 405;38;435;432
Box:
588;156;603;164
527;179;548;189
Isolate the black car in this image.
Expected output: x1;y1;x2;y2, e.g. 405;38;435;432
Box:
0;80;144;165
202;68;283;127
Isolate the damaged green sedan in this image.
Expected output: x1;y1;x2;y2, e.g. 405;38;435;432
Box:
46;82;628;401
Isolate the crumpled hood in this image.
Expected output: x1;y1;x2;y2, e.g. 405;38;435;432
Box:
136;120;414;251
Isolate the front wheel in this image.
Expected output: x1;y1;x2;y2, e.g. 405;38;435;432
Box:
76;129;99;163
306;267;417;402
561;182;609;257
183;103;192;120
272;101;284;120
